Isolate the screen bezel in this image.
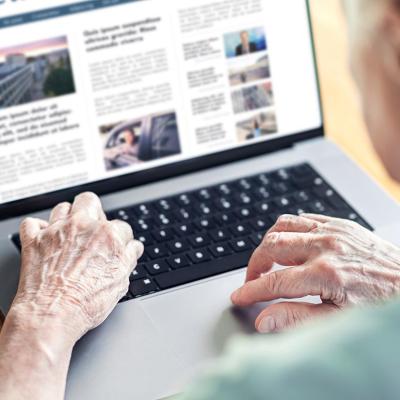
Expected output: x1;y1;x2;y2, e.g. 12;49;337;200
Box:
0;0;324;221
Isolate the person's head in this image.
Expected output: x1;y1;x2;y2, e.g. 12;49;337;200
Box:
343;0;400;181
122;129;135;146
240;31;250;46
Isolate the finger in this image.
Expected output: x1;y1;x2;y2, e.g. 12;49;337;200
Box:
232;266;321;307
300;213;336;223
255;301;338;333
49;202;71;224
71;192;106;221
110;220;134;245
245;231;317;282
19;217;48;245
126;240;145;270
268;214;321;234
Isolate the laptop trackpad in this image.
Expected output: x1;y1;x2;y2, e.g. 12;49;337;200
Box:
66;301;185;400
140;269;320;386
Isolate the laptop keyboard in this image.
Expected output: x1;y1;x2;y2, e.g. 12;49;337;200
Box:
10;163;372;302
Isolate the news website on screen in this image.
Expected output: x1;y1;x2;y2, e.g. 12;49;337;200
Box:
0;0;321;205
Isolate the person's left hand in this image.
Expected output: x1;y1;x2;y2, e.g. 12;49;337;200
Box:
231;214;400;333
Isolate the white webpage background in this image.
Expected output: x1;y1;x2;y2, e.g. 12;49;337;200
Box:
0;0;322;204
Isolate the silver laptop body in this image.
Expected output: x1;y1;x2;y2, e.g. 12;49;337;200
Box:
0;1;399;399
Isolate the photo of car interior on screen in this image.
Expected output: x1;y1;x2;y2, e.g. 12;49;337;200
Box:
100;111;181;171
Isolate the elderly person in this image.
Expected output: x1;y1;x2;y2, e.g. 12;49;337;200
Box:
2;0;400;398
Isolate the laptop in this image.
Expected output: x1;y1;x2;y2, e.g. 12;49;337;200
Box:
1;0;400;398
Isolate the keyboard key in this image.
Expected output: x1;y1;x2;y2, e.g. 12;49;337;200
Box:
154;199;176;212
293;190;311;203
174;223;195;236
152;228;175;242
209;228;230;242
254;201;274;214
132;218;153;232
250;232;264;246
130;265;148;281
167;239;190;254
175;193;194;206
137;232;153;246
230;237;253;252
255;173;272;186
235;192;254;205
309;200;329;214
273;182;292;194
188;249;212;264
167;255;190;269
209;243;232;258
237;178;253;190
194;202;214;216
249;217;271;231
194;217;215;230
188;233;210;248
235;207;255;220
195;188;214;201
214;212;236;225
146;244;168;259
155;212;175;226
130;278;158;297
253;186;272;200
175;207;197;221
132;203;155;217
155;252;252;290
145;261;170;275
215;183;234;196
215;197;234;211
229;223;251;237
274;196;292;209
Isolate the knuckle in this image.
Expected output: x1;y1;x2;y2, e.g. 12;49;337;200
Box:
264;232;282;247
314;257;341;284
275;214;295;229
264;271;280;293
20;217;33;231
322;234;345;253
77;191;98;201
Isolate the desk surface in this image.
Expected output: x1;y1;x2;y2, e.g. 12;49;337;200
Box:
0;0;399;332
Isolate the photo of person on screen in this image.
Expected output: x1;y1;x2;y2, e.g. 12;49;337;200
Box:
236;31;257;56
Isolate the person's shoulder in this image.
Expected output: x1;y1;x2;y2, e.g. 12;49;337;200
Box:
236;44;242;55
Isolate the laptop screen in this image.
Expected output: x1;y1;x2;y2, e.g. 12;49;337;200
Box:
0;0;321;207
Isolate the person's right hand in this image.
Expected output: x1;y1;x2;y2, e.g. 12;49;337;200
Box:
11;192;143;341
231;214;400;333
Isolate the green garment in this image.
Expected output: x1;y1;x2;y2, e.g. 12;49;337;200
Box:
179;299;400;400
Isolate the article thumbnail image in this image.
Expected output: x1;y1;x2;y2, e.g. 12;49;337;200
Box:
229;53;270;87
224;27;267;59
236;111;278;143
100;111;182;172
231;82;274;114
0;36;75;110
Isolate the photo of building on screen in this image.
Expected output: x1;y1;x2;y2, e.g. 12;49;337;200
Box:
231;81;274;114
0;36;75;110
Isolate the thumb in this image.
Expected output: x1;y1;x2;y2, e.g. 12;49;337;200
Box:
255;302;338;333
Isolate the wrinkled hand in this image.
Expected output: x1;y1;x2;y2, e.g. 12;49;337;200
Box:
12;192;143;341
231;214;400;333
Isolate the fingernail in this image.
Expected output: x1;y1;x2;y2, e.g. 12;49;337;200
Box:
258;317;276;333
231;289;240;303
